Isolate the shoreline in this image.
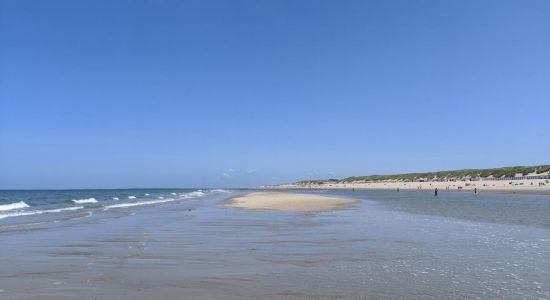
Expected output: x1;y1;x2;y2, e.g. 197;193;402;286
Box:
2;189;549;299
264;179;550;195
266;187;550;196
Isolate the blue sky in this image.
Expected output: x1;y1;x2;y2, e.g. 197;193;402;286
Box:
1;0;549;189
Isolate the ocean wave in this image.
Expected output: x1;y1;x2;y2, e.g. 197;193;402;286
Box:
103;198;175;210
0;206;84;220
187;191;206;197
211;189;230;193
171;192;177;195
0;201;30;212
178;190;208;199
113;197;119;200
145;193;150;196
72;198;98;204
128;196;136;199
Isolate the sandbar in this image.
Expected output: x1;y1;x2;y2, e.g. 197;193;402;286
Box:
224;192;354;212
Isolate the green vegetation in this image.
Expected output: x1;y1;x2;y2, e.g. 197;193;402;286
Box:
295;164;550;184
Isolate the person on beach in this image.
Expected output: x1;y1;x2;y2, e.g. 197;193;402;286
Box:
474;188;477;195
435;188;438;196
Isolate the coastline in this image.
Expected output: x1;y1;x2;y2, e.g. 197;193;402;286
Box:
265;179;550;195
2;189;549;299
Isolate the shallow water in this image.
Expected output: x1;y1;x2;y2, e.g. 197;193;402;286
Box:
0;189;549;299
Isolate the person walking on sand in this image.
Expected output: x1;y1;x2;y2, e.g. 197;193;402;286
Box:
435;188;438;197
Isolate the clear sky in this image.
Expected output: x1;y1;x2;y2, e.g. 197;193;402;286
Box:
1;0;549;189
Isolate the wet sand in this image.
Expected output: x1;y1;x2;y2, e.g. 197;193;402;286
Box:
1;190;549;299
224;192;354;212
270;178;550;194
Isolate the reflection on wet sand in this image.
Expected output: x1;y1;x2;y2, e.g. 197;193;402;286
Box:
1;190;549;299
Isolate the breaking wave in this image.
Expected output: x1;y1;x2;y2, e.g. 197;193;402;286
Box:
102;190;210;210
104;198;175;210
72;198;98;204
0;206;84;220
181;191;206;198
0;201;30;212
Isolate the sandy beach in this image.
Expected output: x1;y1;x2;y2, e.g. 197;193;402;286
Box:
224;191;354;212
269;178;550;193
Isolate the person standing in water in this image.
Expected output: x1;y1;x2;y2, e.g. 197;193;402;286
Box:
435;188;438;196
474;188;477;195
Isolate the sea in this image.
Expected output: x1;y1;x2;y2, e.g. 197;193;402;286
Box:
0;188;229;225
0;188;549;299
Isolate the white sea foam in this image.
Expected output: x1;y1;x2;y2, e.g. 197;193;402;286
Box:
72;198;97;204
103;198;174;210
0;206;84;220
145;193;150;196
99;189;213;211
185;191;206;198
0;201;30;212
211;189;230;193
113;197;119;200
